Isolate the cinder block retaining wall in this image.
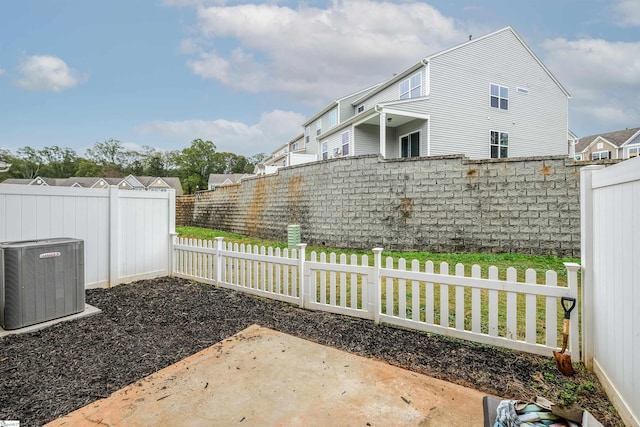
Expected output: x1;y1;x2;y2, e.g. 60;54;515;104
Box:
176;194;195;227
176;155;616;257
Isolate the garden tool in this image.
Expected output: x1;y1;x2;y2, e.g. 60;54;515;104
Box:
553;297;576;376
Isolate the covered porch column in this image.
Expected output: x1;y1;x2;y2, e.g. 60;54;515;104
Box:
379;112;386;158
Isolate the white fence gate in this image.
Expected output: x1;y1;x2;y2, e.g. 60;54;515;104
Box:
581;158;640;427
0;184;176;288
173;237;579;359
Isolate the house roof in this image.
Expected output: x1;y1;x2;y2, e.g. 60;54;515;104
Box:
208;174;249;186
302;84;382;126
352;26;571;107
0;175;183;195
575;127;640;153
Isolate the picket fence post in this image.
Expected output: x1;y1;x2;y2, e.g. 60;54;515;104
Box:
297;243;306;308
214;237;224;285
372;248;383;324
564;262;581;363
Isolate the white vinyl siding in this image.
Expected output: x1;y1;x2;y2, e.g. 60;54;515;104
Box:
354;124;380;156
424;28;568;159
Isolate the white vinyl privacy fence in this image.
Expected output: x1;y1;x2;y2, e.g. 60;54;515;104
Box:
581;158;640;427
173;237;579;359
0;184;176;288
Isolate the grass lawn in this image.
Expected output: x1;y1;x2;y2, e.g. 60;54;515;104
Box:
176;226;581;344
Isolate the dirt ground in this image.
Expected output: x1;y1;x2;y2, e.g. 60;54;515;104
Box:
0;277;623;426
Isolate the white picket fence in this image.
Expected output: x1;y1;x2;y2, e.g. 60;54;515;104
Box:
172;237;579;358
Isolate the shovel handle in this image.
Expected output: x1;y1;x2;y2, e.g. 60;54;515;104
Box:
561;297;576;319
560;318;570;353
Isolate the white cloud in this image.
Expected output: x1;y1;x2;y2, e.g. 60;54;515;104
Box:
615;0;640;27
542;37;640;132
182;0;468;107
133;110;306;156
16;55;86;92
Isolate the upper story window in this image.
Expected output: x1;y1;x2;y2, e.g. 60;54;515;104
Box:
329;109;338;128
292;142;300;151
592;151;610;160
400;72;422;99
305;126;310;144
491;84;509;110
575;154;583;161
490;130;508;158
342;131;350;156
321;141;328;160
357;104;365;114
316;119;322;136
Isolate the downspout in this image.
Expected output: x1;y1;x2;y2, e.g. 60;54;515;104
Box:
375;104;386;158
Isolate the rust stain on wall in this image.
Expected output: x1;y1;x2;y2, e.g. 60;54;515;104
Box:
541;165;552;175
287;175;305;224
247;179;267;236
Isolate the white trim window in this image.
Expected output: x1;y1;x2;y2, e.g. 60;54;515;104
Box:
575;154;583;161
490;130;509;158
400;72;422;99
400;131;420;158
341;131;350;156
628;146;640;158
329;109;338;128
357;104;365;114
316;119;322;136
321;141;328;160
305;126;310;144
591;151;610;160
292;142;299;151
490;84;509;110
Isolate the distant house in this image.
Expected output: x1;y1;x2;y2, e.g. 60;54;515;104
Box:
0;174;183;195
265;26;570;164
207;174;251;190
0;160;10;173
573;127;640;161
259;134;315;174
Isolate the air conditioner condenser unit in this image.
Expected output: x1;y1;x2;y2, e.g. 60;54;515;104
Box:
0;238;85;330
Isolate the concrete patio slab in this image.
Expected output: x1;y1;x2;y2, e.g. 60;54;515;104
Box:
46;324;488;426
0;304;102;338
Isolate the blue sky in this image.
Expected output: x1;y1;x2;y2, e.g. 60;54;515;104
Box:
1;0;639;157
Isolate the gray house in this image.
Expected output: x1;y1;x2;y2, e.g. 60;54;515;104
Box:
296;26;570;162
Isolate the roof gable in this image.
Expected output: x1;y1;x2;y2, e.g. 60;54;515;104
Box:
575;127;640;152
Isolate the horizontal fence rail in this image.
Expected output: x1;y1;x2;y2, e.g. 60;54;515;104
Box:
172;239;579;358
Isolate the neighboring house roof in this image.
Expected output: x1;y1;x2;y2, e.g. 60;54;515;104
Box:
1;178;30;185
208;174;249;188
0;161;11;172
575;127;640;153
0;175;183;195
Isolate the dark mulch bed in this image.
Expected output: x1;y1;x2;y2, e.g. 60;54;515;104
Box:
1;277;623;426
